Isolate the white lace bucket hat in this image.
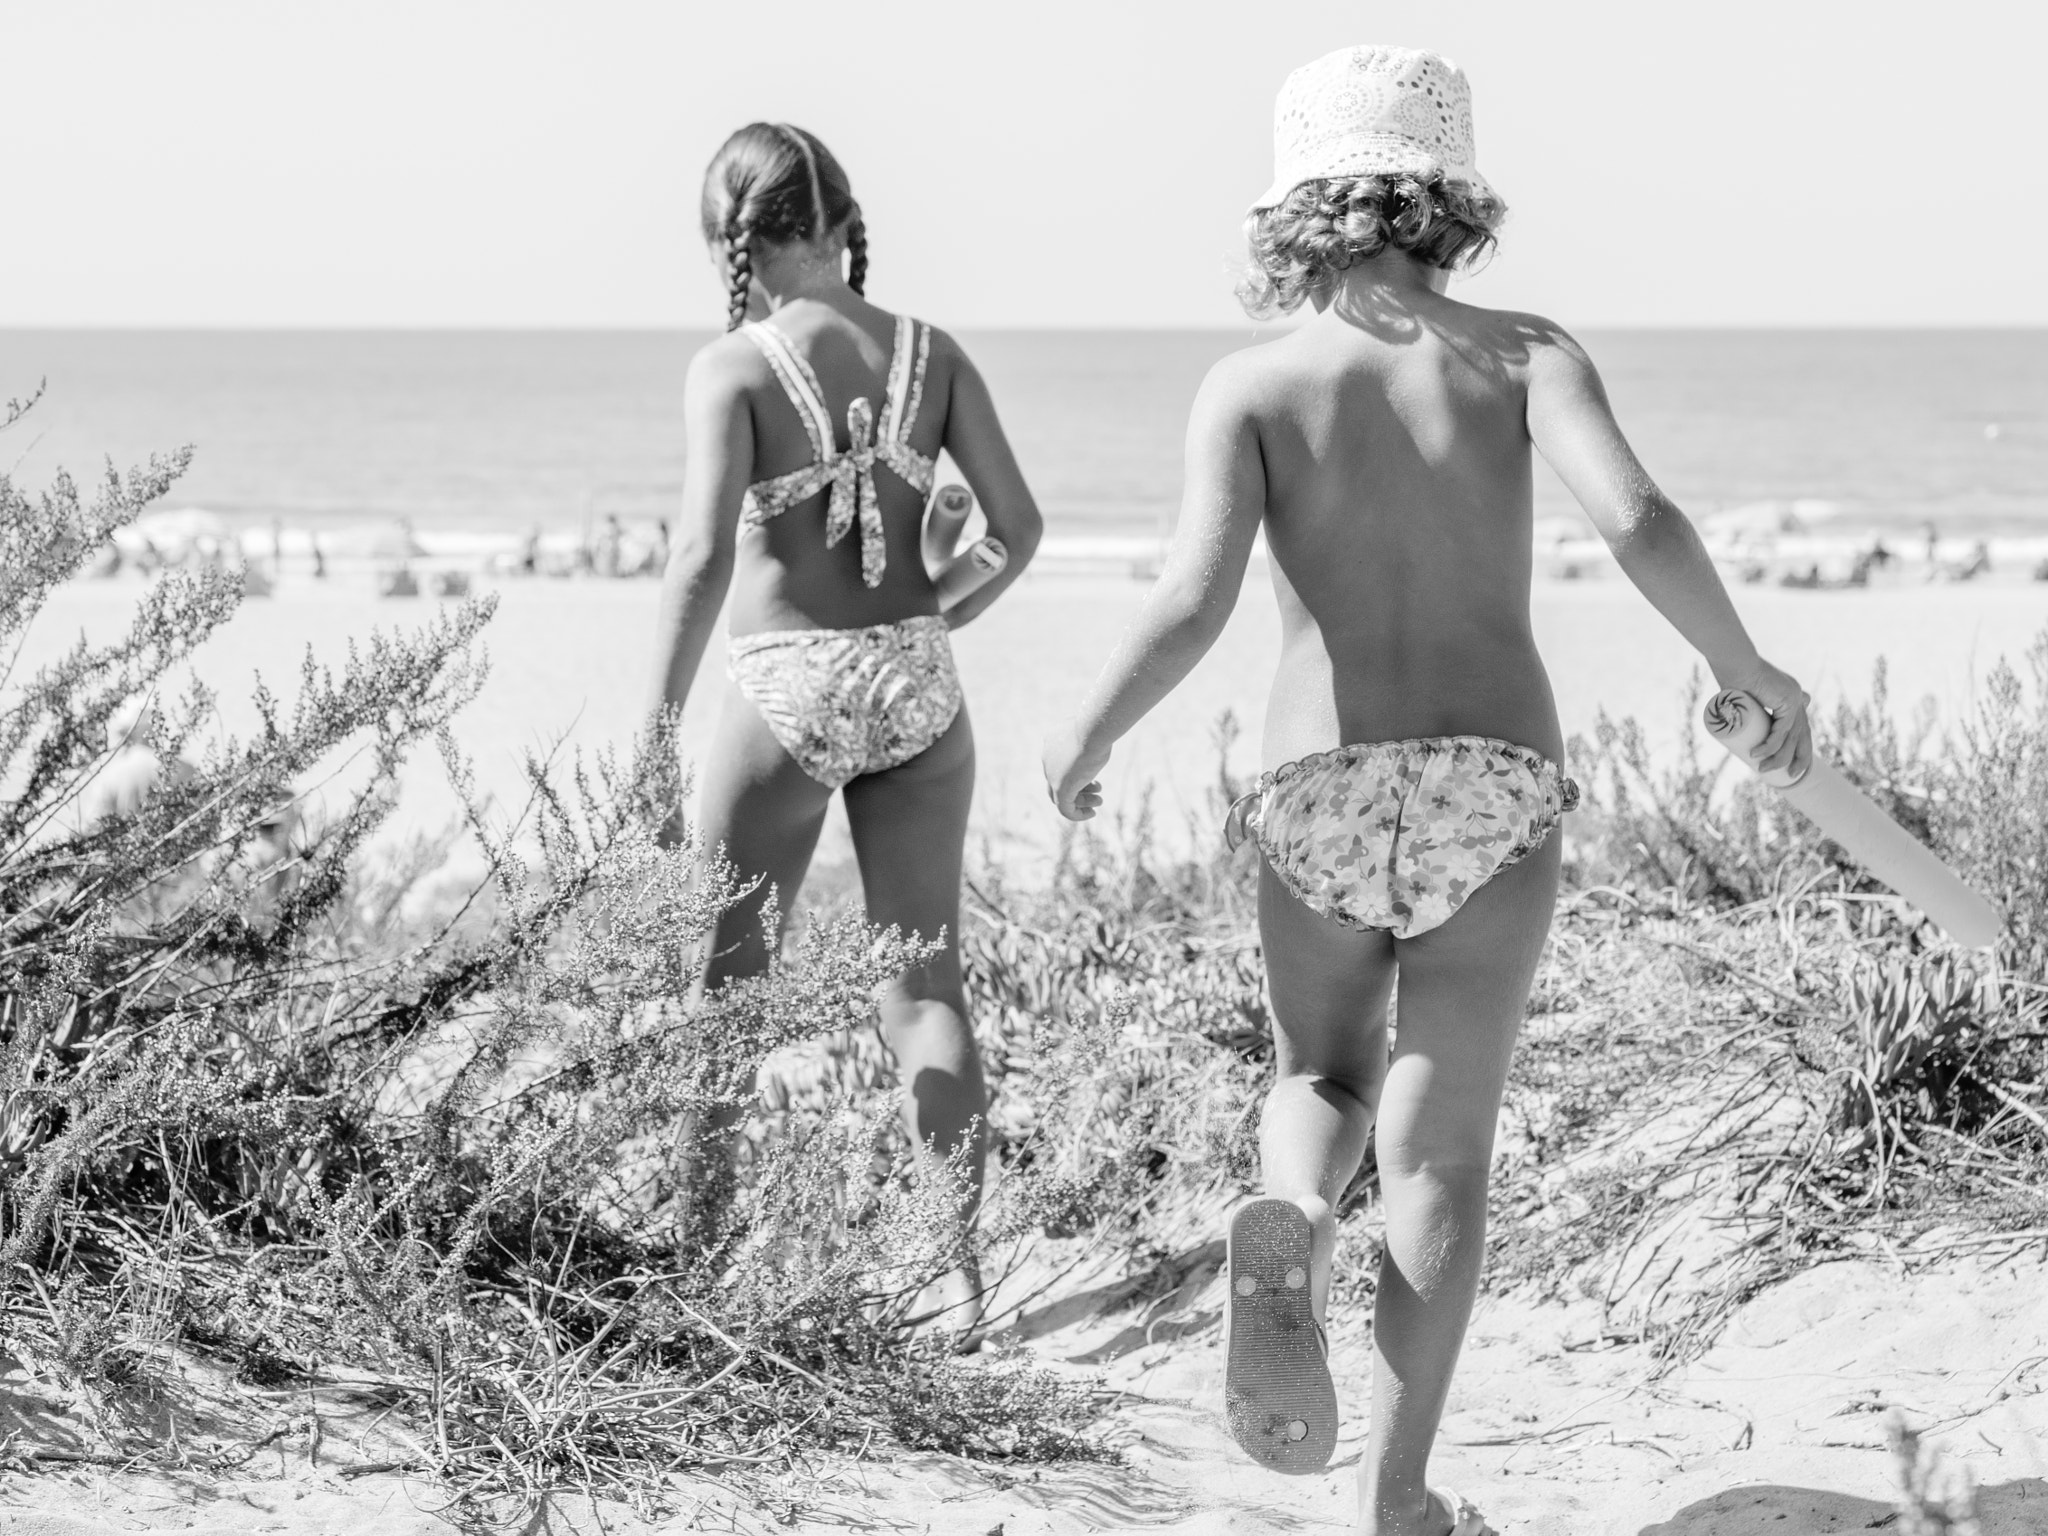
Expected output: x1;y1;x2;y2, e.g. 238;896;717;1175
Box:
1251;45;1495;214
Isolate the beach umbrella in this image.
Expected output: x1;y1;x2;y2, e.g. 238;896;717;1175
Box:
365;520;427;562
120;507;238;564
1701;502;1809;540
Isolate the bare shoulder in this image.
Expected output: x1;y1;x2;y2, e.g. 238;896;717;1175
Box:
1191;342;1288;424
685;329;769;403
1478;307;1598;384
918;321;980;388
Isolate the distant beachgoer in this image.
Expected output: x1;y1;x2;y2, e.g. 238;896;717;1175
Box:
310;532;326;579
648;122;1043;1335
81;699;195;827
1044;47;1812;1536
597;513;624;578
516;526;540;576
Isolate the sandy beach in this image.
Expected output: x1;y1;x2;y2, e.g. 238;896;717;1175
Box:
1;1245;2042;1534
22;566;2048;868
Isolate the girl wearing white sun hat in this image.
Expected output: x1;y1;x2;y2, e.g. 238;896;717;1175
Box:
1047;43;1812;1536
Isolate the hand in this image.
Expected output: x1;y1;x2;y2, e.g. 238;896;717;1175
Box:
1717;655;1813;782
1042;720;1110;821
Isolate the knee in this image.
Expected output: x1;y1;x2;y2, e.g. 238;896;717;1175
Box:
1374;1117;1496;1188
1270;1061;1382;1117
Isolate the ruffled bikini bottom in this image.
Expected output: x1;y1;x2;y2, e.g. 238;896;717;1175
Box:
727;615;962;790
1225;736;1579;939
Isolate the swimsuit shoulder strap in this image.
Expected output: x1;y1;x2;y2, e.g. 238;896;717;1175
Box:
882;315;932;445
741;320;836;462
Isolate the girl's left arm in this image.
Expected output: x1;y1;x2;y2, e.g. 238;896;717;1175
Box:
931;332;1043;628
1043;361;1265;820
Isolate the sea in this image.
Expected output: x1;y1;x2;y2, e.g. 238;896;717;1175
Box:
6;328;2048;544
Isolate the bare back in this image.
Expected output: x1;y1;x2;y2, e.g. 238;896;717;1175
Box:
720;299;953;633
1238;293;1563;766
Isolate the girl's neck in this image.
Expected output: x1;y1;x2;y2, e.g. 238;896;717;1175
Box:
754;242;854;314
1320;251;1451;314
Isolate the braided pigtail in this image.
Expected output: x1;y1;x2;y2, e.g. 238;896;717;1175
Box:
724;220;755;331
846;210;868;295
700;122;867;314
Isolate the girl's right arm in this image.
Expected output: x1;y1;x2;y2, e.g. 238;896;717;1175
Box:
647;342;755;725
1526;326;1814;781
1043;358;1265;819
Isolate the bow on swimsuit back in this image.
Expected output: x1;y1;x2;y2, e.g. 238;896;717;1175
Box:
739;313;935;588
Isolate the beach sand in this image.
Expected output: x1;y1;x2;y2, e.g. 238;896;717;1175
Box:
8;571;2048;1530
23;569;2048;870
0;1246;2042;1533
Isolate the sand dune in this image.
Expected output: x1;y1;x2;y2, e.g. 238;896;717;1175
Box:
3;1248;2042;1533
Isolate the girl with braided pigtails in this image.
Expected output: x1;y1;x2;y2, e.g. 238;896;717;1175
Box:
650;123;1041;1336
1044;47;1812;1535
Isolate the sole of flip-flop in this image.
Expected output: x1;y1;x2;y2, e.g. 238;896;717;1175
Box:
1223;1197;1337;1474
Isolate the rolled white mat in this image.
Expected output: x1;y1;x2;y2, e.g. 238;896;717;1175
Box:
1703;689;2003;949
934;536;1007;611
923;483;974;570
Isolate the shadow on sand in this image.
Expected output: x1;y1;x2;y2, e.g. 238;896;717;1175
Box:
1639;1478;2048;1534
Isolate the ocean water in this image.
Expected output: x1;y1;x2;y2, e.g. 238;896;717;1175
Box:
5;328;2047;539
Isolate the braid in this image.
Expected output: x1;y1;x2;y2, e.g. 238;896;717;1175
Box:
781;123;826;239
701;123;865;315
846;211;868;295
724;221;754;331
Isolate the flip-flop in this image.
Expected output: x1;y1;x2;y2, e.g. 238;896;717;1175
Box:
1432;1487;1497;1536
1223;1197;1338;1474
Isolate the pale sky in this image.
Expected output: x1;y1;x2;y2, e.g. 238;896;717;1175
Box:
8;0;2045;329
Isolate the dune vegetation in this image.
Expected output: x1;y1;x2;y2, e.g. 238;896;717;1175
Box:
3;406;2042;1526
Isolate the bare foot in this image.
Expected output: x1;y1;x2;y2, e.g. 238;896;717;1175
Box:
1358;1487;1490;1536
909;1258;985;1352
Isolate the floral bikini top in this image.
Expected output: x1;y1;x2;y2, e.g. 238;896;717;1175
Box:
739;314;935;588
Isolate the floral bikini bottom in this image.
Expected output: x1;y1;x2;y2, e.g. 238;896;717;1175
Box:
1225;737;1579;939
727;615;962;790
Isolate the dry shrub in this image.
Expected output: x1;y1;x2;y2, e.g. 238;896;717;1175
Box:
0;401;1104;1523
951;666;2048;1359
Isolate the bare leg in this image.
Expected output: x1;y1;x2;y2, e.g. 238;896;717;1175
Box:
693;681;835;993
684;682;834;1229
1255;861;1398;1326
1358;835;1560;1536
842;708;985;1326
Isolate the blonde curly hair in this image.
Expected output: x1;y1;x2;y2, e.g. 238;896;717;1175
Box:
1238;174;1505;318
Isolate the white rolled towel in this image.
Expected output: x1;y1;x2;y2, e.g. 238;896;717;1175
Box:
1702;690;2003;949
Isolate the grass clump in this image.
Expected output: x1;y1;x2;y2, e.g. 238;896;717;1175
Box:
945;665;2048;1360
0;400;1104;1522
